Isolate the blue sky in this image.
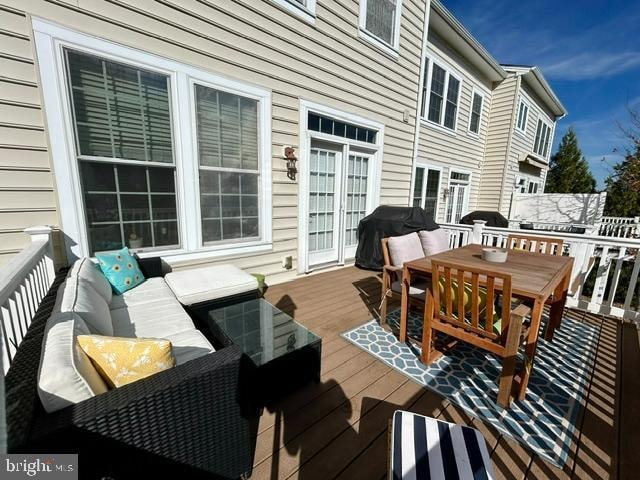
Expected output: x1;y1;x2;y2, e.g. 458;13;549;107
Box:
443;0;640;189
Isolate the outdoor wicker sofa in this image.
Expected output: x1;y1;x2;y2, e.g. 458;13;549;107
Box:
5;256;259;480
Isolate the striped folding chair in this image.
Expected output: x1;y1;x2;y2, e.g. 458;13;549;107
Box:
389;411;495;480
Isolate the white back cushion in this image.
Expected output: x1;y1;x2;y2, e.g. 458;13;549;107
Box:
387;232;425;267
68;258;112;304
38;312;108;413
57;278;114;336
418;229;450;256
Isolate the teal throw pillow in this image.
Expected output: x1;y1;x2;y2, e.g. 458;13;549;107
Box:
96;247;146;295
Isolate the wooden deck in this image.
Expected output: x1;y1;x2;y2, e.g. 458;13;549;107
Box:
250;265;639;480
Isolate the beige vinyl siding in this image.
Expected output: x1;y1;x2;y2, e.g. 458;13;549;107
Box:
477;75;517;213
0;0;426;283
416;33;493;222
0;5;60;266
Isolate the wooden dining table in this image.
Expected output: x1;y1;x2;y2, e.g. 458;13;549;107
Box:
399;243;574;401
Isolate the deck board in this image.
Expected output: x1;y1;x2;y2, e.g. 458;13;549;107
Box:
251;265;637;480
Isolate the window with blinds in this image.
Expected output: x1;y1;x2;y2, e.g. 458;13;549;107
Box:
195;84;260;244
66;49;178;255
424;60;461;131
363;0;399;47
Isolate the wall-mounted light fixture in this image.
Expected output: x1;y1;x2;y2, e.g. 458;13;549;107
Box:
285;146;297;181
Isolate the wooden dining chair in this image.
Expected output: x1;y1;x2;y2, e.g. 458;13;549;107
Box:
506;234;564;256
421;259;532;408
380;237;427;326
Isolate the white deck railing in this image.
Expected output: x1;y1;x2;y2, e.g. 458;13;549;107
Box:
441;221;640;323
0;226;56;373
597;216;639;238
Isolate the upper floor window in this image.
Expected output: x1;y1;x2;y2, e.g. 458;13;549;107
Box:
516;98;529;134
533;118;552;158
421;60;461;132
271;0;316;23
468;91;483;135
359;0;403;55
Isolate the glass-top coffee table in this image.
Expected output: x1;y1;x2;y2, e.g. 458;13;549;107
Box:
201;298;322;405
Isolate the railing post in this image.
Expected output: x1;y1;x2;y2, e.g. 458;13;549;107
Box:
471;220;486;244
24;226;55;283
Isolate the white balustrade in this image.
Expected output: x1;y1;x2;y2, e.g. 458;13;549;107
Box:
440;222;640;323
0;226;56;373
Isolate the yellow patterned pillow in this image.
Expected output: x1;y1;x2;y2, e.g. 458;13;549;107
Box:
77;335;176;388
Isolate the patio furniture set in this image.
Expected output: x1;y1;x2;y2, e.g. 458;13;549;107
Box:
5;251;319;479
381;229;572;408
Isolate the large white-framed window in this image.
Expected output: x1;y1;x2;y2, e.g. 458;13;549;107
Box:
411;163;442;221
467;89;484;136
358;0;403;57
515;96;529;135
270;0;316;24
33;19;272;263
445;169;471;224
420;57;462;133
533;116;553;159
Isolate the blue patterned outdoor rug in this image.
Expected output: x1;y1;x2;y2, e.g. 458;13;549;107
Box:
341;309;600;467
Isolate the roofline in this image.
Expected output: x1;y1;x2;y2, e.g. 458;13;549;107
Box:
502;65;567;118
431;0;507;81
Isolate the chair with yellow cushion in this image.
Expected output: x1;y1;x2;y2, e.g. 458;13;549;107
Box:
421;259;532;408
506;233;564;256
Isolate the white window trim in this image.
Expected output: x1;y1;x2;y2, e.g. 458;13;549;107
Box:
410;162;443;221
467;87;484;138
33;18;273;265
515;174;542;194
420;54;463;134
270;0;316;24
515;95;530;136
298;99;384;274
533;114;554;160
445;167;471;223
358;0;403;58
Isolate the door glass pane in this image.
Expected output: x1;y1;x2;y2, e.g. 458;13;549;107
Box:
413;167;425;207
345;154;369;247
309;148;336;252
424;169;440;220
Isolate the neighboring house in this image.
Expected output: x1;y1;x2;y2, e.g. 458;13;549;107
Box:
411;0;506;224
477;65;567;215
0;0;566;284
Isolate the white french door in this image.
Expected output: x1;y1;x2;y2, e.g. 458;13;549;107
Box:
307;141;372;268
308;142;342;266
445;170;471;223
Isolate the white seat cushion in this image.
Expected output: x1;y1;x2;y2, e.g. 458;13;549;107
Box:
38;312;109;413
165;329;215;365
391;280;429;300
56;278;114;336
109;277;174;310
68;257;113;305
387;232;425;267
110;299;195;338
165;264;258;306
418;229;450;256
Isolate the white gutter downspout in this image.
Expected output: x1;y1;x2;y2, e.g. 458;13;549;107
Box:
408;0;432;207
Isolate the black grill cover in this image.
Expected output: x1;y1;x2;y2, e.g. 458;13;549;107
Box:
459;210;508;228
355;206;439;270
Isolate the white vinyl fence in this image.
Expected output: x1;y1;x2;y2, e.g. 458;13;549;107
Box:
441;221;640;323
